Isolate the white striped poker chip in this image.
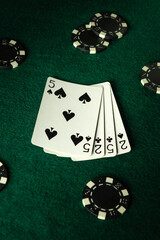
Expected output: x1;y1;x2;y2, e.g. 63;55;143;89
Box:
90;12;128;40
72;24;110;54
0;161;8;191
0;39;26;69
140;62;160;94
82;176;130;220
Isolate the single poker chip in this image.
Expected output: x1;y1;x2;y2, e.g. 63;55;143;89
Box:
82;176;130;220
90;12;128;40
140;62;160;94
72;24;110;54
0;161;8;192
0;38;26;69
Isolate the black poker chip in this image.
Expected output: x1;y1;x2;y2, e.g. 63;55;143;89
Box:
72;24;110;54
140;62;160;94
90;12;128;40
0;161;8;192
82;176;130;220
0;38;26;69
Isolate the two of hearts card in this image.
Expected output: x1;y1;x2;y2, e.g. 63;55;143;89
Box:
31;77;131;161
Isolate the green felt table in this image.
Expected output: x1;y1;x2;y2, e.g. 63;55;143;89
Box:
0;0;160;239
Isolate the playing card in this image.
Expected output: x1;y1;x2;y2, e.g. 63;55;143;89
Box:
31;77;102;156
111;88;131;155
44;91;105;160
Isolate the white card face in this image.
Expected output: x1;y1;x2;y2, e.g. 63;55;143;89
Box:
31;77;102;156
45;93;105;160
111;88;131;155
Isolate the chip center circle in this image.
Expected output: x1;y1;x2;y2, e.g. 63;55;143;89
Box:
79;29;102;45
148;68;160;85
92;185;120;209
98;18;119;32
0;45;17;61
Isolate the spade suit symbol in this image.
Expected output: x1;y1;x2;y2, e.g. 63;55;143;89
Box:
45;127;57;140
63;110;75;121
86;136;91;141
118;133;123;139
71;133;83;146
79;93;91;104
47;89;53;94
54;88;66;99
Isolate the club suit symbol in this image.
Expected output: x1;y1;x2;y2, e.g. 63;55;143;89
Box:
95;137;101;143
106;137;112;142
79;93;91;104
54;88;66;99
45;127;57;140
71;133;83;146
63;110;75;121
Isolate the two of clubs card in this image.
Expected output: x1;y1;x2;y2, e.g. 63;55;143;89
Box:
31;77;131;161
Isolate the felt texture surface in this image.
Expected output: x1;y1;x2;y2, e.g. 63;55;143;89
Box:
0;0;160;239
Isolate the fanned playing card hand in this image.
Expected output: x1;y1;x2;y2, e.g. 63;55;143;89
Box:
31;77;131;161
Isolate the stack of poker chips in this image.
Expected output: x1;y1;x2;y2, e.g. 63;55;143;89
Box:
72;12;128;54
140;62;160;94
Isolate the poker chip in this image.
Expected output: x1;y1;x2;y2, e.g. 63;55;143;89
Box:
72;24;110;54
140;62;160;94
82;176;130;220
0;161;8;192
0;38;26;69
90;12;128;40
